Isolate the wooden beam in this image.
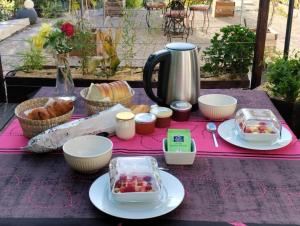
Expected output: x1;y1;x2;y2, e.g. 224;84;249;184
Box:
251;0;270;89
284;0;295;58
0;55;6;102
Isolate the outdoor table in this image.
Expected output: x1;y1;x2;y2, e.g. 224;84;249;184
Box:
1;87;300;226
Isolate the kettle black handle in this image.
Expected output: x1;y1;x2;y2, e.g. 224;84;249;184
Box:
143;49;171;106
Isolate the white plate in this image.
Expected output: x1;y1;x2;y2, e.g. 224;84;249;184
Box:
218;119;293;151
89;171;185;219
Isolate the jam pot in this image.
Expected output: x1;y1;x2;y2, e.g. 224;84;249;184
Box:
135;113;156;135
150;106;173;128
170;101;192;121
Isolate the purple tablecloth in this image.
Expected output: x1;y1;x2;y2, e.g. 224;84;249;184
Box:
1;87;299;226
1;155;300;225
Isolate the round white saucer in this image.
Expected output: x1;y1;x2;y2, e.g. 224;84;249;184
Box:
218;119;292;151
89;170;185;219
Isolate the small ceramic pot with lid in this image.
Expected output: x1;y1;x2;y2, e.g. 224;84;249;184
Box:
150;106;173;128
135;113;156;135
170;101;192;122
116;112;135;140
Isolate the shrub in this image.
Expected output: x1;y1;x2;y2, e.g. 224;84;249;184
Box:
126;0;142;8
266;54;300;103
203;25;256;76
0;0;15;21
18;41;45;72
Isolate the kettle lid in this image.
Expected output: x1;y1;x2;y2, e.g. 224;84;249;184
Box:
166;42;196;51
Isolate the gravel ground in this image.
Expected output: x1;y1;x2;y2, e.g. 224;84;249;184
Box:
0;0;299;75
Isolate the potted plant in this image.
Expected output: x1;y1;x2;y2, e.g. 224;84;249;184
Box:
265;54;300;138
17;40;45;72
202;24;255;88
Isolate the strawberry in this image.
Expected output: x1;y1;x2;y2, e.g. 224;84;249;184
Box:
119;187;126;193
115;180;122;188
258;125;267;133
244;128;252;133
119;175;127;181
145;185;152;191
124;185;135;192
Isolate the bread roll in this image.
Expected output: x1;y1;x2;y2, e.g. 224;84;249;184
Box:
130;105;150;114
49;99;73;116
86;83;103;101
110;81;132;101
88;81;132;102
110;81;122;101
27;107;50;120
116;81;131;98
96;83;113;101
25;98;73;120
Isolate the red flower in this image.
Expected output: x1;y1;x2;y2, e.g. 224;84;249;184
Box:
60;22;75;37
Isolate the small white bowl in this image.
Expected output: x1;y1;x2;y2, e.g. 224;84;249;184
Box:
198;94;237;120
63;135;113;174
163;138;196;165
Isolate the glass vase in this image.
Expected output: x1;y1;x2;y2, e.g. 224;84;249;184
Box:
55;53;75;100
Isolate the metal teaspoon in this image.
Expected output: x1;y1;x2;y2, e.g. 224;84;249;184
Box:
206;122;219;148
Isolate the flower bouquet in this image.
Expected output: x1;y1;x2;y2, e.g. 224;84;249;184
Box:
33;22;76;98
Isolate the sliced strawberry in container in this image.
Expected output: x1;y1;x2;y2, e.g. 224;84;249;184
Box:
145;185;152;191
124;185;135;192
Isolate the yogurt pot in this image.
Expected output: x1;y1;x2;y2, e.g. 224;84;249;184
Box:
150;106;173;128
170;101;192;121
115;112;135;140
135;113;156;135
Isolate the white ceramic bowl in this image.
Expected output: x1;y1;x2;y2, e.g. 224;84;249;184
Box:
163;138;196;165
63;135;113;174
198;94;237;120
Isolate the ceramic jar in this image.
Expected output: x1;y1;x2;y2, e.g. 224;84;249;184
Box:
115;112;135;140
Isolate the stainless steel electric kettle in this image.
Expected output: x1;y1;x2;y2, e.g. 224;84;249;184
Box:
143;42;200;108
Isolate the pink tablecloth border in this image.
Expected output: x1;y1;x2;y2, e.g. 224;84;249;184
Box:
0;115;300;159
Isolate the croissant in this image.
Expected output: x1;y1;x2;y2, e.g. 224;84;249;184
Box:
25;98;73;120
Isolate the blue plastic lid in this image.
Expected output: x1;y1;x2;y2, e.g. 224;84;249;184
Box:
166;42;196;51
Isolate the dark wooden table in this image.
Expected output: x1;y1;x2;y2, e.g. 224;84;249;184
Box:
0;102;17;131
1;87;300;226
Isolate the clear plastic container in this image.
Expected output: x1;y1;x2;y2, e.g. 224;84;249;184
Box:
235;108;281;143
109;156;161;202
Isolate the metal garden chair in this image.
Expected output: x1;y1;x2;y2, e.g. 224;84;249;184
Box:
144;0;167;28
163;0;191;42
189;0;213;34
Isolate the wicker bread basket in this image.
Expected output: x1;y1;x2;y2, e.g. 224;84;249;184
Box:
80;87;134;115
15;97;74;138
